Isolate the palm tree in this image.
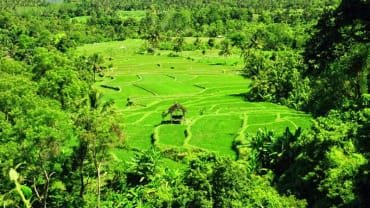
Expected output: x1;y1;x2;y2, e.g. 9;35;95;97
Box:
173;36;185;54
145;26;161;53
75;89;122;207
88;53;104;82
219;39;232;64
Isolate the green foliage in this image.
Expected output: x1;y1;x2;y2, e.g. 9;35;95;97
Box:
251;24;295;51
218;39;232;60
229;32;247;48
1;169;32;208
207;38;216;49
122;149;189;207
3;1;367;207
245;50;310;110
307;43;370;114
0;5;127;207
245;127;303;177
319;146;366;205
173;36;185;54
256;110;370;207
234;108;370;207
304;0;370;115
126;149;162;186
184;153;306;207
104;150;308;207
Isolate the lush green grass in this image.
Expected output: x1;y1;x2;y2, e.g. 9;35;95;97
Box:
189;115;242;157
69;10;146;24
75;40;312;160
157;125;187;147
116;10;146;20
71;16;90;23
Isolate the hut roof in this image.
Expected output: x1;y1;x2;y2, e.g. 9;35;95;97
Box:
167;103;187;114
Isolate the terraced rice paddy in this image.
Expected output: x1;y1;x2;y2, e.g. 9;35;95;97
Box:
75;39;312;158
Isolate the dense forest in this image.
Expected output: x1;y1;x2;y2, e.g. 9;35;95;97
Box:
0;0;369;207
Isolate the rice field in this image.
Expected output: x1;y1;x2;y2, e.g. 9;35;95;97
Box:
75;39;312;159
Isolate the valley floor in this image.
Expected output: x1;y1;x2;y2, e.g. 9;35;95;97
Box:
76;39;312;158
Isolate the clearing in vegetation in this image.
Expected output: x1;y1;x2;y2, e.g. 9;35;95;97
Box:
75;39;312;158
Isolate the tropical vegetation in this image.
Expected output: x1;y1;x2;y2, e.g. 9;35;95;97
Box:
0;0;369;207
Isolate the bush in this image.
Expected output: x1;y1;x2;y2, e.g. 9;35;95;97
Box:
167;52;179;57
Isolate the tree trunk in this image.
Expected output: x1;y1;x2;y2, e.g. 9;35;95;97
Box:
97;163;101;208
361;66;369;94
79;161;85;198
93;152;102;208
93;66;96;82
42;170;54;208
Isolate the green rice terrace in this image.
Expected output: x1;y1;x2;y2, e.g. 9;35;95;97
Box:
75;39;312;159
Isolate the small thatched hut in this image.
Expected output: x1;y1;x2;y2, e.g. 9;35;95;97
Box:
167;103;187;123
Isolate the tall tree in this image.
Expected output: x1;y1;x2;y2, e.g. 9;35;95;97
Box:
74;89;123;207
173;36;184;54
218;39;232;63
304;0;370;114
88;53;105;82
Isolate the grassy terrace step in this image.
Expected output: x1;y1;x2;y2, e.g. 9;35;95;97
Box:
75;39;312;160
